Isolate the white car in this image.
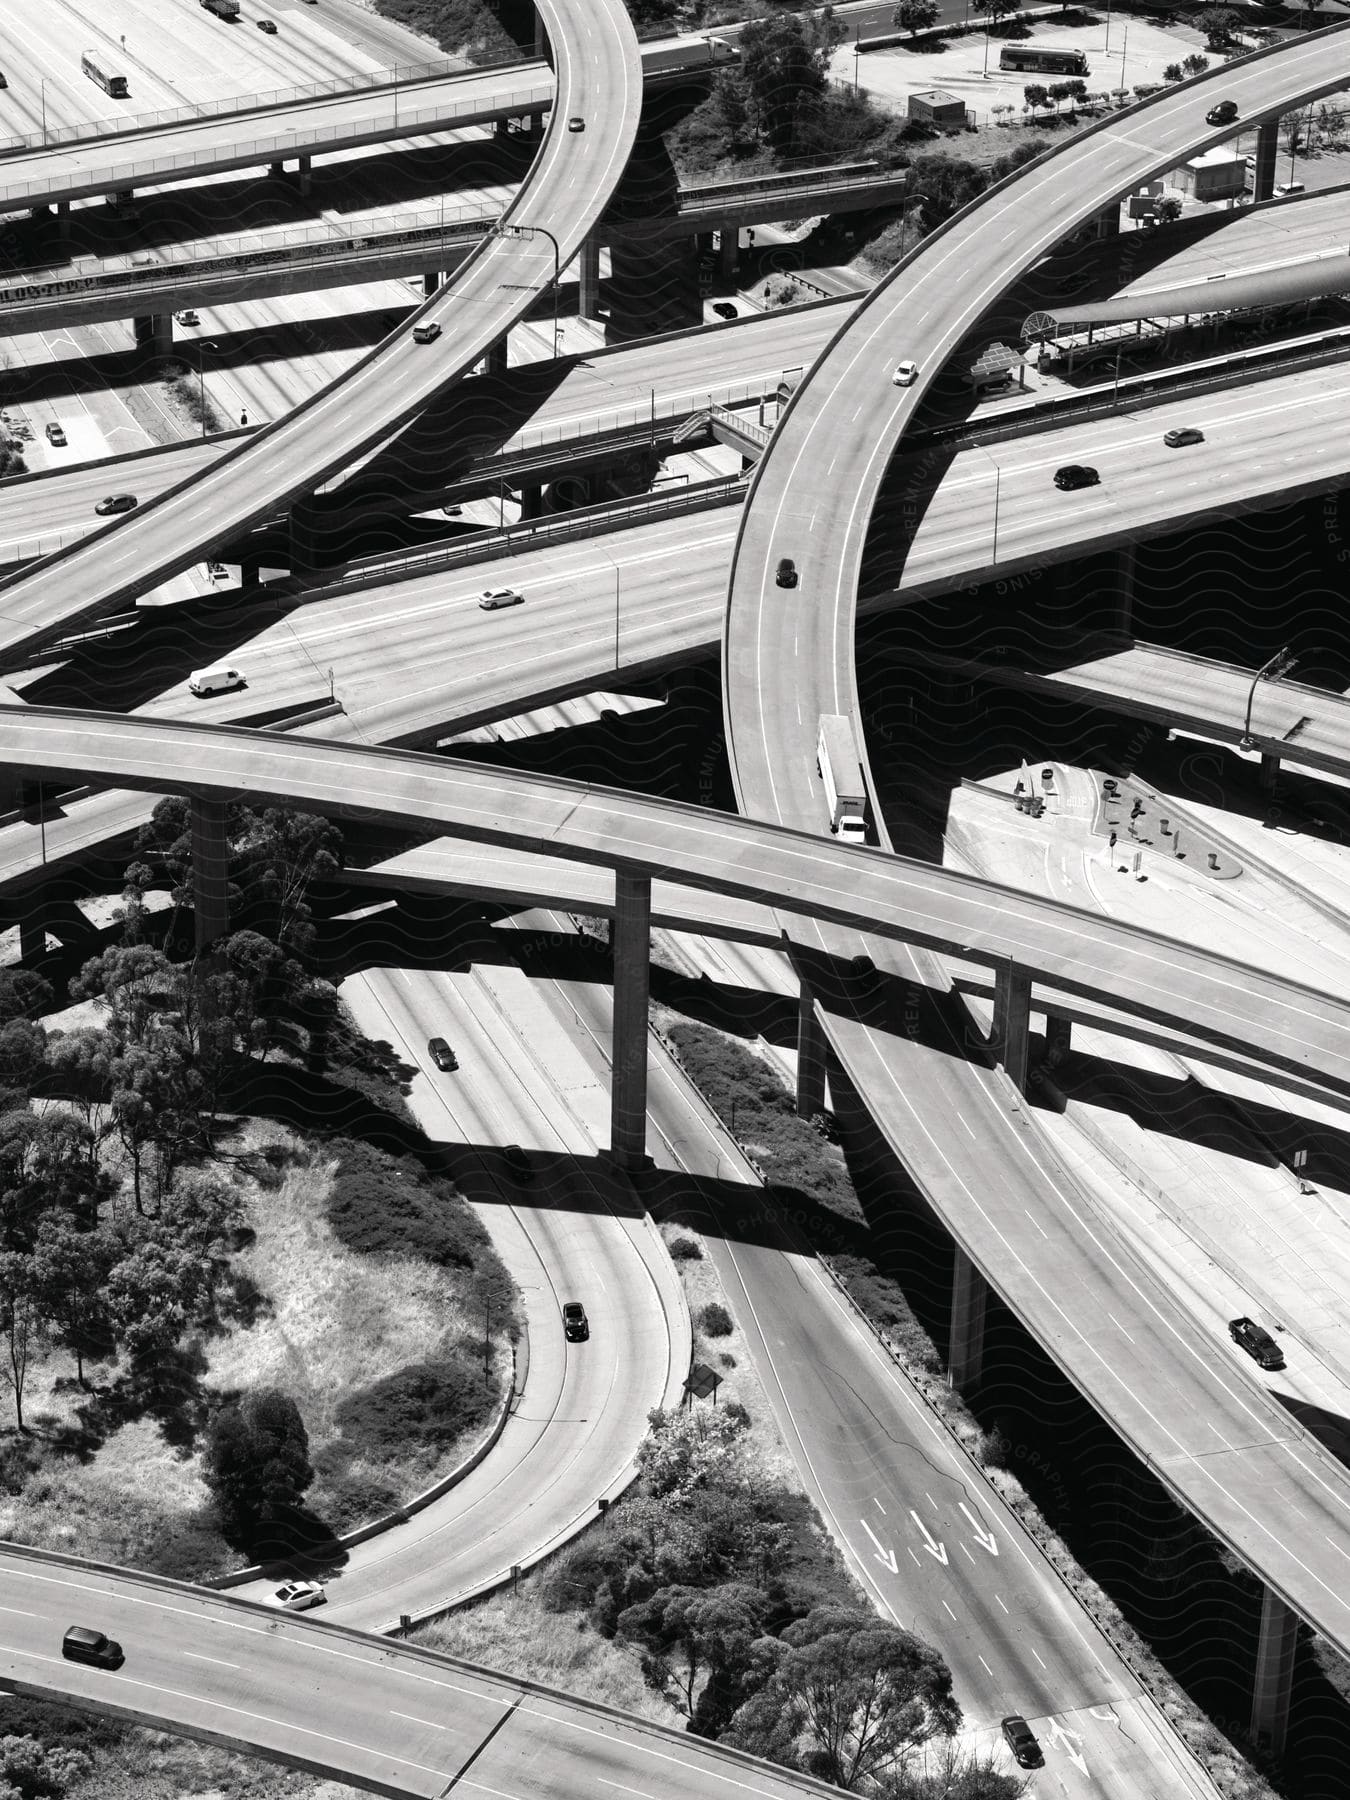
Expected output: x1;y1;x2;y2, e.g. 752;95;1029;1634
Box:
272;1580;326;1611
892;360;918;387
479;586;524;610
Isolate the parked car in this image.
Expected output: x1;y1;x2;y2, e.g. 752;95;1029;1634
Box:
1053;464;1099;490
1229;1316;1284;1369
0;71;8;89
1001;1717;1043;1769
442;503;463;517
257;16;278;30
480;586;524;609
412;321;441;344
428;1036;458;1071
45;422;67;447
205;560;230;582
711;301;738;320
175;309;200;326
567;116;585;131
503;1143;533;1181
272;1581;325;1612
892;359;918;387
1273;181;1305;197
1163;427;1204;448
563;1301;589;1341
1206;99;1239;126
775;557;798;588
62;1627;124;1669
94;493;138;515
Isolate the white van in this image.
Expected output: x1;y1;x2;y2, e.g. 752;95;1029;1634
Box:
188;665;246;696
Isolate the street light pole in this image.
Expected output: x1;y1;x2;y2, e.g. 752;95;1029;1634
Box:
613;563;620;669
39;78;48;145
498;222;562;356
991;465;1001;563
197;340;217;437
1241;644;1296;747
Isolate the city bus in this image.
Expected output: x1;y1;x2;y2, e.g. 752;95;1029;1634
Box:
81;51;129;97
999;44;1088;76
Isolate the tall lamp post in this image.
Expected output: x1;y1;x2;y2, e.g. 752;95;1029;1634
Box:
496;221;561;355
196;339;218;438
39;78;50;145
1240;644;1297;748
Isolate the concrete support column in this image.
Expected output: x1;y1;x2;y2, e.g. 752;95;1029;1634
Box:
191;796;231;953
1112;542;1135;638
1252;119;1278;202
610;872;652;1170
297;154;312;198
718;227;738;280
795;981;827;1118
1043;1013;1072;1069
133;314;172;356
55;200;71;241
269;160;285;179
18;914;45;964
239;556;261;588
494;114;513;138
534;12;549;59
422;270;442;297
518;484;544;521
948;1247;988;1388
1259;751;1280;793
1096;203;1120;238
482;336;507;376
579;233;602;321
991;961;1033;1094
1249;1585;1297;1755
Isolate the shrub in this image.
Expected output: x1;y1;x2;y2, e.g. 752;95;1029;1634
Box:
333;1351;498;1459
670;1235;704;1261
700;1302;734;1337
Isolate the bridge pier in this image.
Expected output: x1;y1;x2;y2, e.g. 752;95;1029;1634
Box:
579;234;602;320
481;336;508;376
1249;1585;1296;1756
795;980;827;1117
1043;1012;1072;1069
55;201;71;241
948;1247;988;1388
133;313;173;357
718;227;738;281
1259;751;1280;794
1095;203;1120;238
18;911;46;964
422;270;442;297
297;154;313;198
518;483;543;520
1111;542;1135;637
239;556;261;588
191;796;231;952
269;160;285;180
610;871;653;1170
1251;119;1278;203
991;960;1032;1094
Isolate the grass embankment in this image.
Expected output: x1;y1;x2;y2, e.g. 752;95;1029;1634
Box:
2;1124;515;1576
657;1011;1281;1800
368;0;516;61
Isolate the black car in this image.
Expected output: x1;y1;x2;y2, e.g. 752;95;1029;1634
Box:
427;1036;458;1071
62;1627;124;1669
94;493;138;516
258;16;278;29
563;1301;589;1341
1206;99;1239;126
1229;1316;1284;1369
1053;464;1099;491
1001;1716;1042;1768
503;1143;533;1181
711;301;738;320
775;557;798;588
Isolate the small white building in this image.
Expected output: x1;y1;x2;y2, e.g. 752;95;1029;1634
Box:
908;88;966;127
1183;148;1247;203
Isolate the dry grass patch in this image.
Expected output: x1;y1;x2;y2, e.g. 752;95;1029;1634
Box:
418;1591;678;1724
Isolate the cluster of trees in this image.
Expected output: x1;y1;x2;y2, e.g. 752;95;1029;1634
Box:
203;1387;312;1551
707;11;846;157
0;801;348;1430
543;1406;1023;1797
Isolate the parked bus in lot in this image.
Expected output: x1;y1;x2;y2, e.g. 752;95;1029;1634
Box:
999;44;1088;75
82;51;129;96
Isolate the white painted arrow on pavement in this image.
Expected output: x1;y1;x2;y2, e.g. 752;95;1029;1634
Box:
908;1509;948;1564
958;1502;999;1555
1045;1717;1089;1776
860;1520;898;1574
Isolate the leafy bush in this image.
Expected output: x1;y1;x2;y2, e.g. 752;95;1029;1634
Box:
700;1302;734;1337
334;1350;497;1459
669;1235;703;1261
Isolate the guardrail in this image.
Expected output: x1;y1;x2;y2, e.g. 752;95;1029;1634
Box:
0;54;524;159
500;378;783;455
681;160;888;204
0;204;498;309
309;476;747;595
0;85;554;209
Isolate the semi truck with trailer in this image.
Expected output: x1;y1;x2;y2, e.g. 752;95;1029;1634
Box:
816;715;867;845
201;0;242;17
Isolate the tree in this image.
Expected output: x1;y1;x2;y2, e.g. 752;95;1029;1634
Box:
1164;62;1183;81
893;0;939;37
0;1734;91;1800
972;0;1021;26
1023;83;1049;115
1196;7;1242;49
711;71;753;151
105;1232;211;1364
617;1583;773;1723
29;1214;118;1387
875;1741;1029;1800
1062;78;1088;116
738;12;845;154
636;1403;749;1499
725;1607;960;1790
1181;54;1210;77
202;1387;313;1546
1153;192;1184;223
0;1253;45;1433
